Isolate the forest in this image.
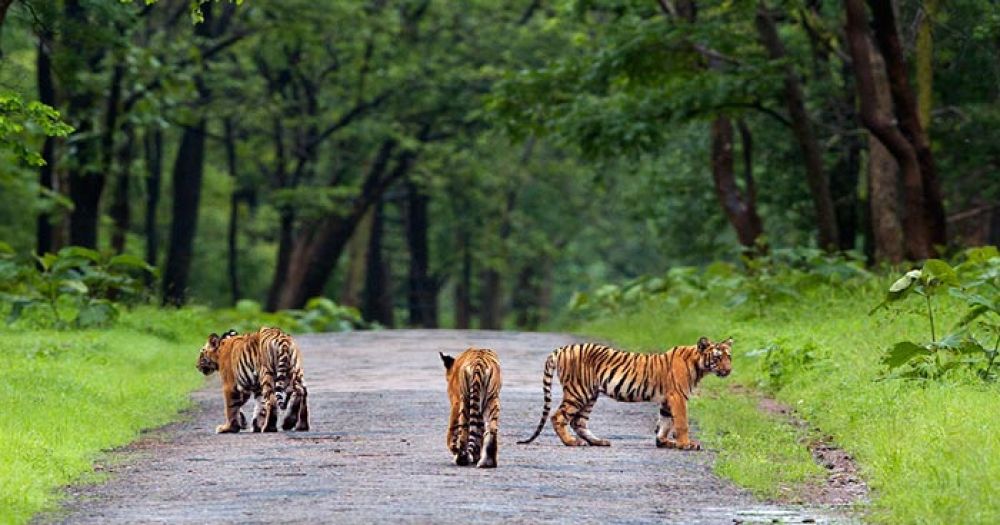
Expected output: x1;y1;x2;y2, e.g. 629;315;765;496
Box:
0;0;998;524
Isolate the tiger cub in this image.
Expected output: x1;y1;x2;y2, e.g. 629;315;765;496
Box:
518;337;732;450
439;348;502;468
196;327;309;433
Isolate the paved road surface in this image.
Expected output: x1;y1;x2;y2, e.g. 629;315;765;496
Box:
51;330;853;524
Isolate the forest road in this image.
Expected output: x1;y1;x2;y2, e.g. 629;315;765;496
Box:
50;330;855;524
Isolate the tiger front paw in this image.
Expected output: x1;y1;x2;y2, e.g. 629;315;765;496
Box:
454;452;473;466
663;439;700;451
682;440;702;451
215;423;240;434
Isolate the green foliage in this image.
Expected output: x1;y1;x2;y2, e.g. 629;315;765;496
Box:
872;249;1000;382
0;92;73;169
209;297;369;335
0;247;156;329
576;273;1000;523
568;247;871;319
746;339;819;393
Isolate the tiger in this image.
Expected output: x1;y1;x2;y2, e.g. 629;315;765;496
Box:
196;326;310;433
518;337;732;450
439;348;502;468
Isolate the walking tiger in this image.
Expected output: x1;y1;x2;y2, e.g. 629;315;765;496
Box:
518;337;732;450
196;327;310;433
440;348;502;468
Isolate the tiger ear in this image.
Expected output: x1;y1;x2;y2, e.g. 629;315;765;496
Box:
697;337;711;352
208;333;220;348
439;352;455;370
723;337;734;346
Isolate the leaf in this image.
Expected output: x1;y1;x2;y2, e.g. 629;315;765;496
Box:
888;270;922;295
956;305;990;328
922;259;960;287
0;241;13;256
882;341;932;369
108;254;155;273
58;279;88;295
57;246;102;264
5;298;32;324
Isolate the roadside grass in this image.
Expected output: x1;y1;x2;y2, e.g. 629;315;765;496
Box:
0;308;211;524
574;287;998;524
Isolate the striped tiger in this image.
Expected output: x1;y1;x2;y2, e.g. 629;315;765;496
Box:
518;337;732;450
196;327;310;433
439;348;502;468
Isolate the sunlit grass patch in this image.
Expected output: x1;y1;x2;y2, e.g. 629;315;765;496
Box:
0;320;203;524
574;288;1000;523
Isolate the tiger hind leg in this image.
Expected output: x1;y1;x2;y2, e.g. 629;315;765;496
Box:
551;400;586;446
254;370;279;433
281;383;310;431
477;396;500;468
294;386;310;431
571;396;610;446
655;404;676;448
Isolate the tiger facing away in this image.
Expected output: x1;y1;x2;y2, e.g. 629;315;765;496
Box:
196;327;310;433
439;348;502;468
518;337;732;450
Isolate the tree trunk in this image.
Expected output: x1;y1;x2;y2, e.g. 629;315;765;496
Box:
223;119;241;304
756;4;839;250
867;0;946;251
867;39;905;264
454;229;472;329
109;124;134;253
268;139;406;311
361;199;393;326
339;207;373;308
64;1;104;248
843;0;929;260
405;179;438;328
915;0;938;130
479;268;503;330
513;263;540;330
36;32;57;255
479;187;518;330
162;121;207;305
144;129;163;279
711;117;764;249
100;60;125;252
161;4;226;305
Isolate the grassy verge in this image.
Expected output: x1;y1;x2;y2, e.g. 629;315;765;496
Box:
0;308;214;524
575;287;997;523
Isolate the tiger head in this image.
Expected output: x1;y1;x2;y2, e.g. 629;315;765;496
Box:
196;330;238;376
697;336;733;377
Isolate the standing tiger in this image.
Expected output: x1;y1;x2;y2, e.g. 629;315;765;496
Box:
518;337;732;450
439;348;502;468
196;327;310;433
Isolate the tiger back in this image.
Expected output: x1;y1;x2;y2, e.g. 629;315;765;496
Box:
196;327;310;433
518;337;731;450
439;348;502;468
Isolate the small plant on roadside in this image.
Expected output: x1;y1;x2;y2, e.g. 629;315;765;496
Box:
871;248;1000;381
746;339;819;392
0;245;155;328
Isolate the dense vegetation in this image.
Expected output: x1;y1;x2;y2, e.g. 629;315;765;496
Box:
0;0;997;522
576;247;1000;523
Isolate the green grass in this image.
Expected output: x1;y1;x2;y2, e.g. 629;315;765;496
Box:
0;308;211;524
575;286;999;524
